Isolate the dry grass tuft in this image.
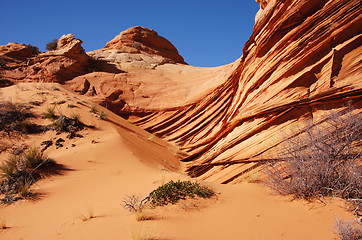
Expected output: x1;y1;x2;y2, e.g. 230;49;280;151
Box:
79;206;95;222
265;106;362;201
135;210;156;222
130;224;158;240
0;219;7;230
41;106;57;119
335;218;362;240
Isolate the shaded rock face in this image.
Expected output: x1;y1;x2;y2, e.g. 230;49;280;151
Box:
0;43;33;62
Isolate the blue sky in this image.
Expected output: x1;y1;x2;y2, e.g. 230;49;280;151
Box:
1;0;260;67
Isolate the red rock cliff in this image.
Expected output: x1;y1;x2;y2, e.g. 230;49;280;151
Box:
124;0;362;182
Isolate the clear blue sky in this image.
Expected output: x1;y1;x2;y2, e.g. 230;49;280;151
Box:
1;0;260;67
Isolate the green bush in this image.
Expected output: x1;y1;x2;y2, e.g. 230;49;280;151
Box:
46;39;58;51
149;180;214;206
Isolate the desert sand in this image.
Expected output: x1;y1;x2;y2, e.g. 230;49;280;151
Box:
0;83;355;240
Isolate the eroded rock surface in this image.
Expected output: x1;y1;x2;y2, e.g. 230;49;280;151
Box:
112;0;362;183
1;1;361;183
0;34;91;84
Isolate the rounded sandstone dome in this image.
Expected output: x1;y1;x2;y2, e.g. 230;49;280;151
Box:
104;26;186;64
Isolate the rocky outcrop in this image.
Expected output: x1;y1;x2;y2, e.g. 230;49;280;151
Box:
104;26;186;64
88;26;186;70
0;34;91;84
96;0;361;183
23;34;91;83
0;43;33;62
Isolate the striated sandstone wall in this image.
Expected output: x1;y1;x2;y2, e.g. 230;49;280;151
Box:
127;0;362;182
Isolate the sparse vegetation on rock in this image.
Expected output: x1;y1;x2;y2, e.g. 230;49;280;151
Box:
265;107;362;203
46;39;58;51
26;44;40;55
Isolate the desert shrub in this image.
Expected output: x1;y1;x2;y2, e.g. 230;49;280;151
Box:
52;114;85;133
26;44;39;55
70;113;81;122
41;106;57;119
14;120;44;134
0;147;54;203
0;102;32;133
149;180;214;206
23;147;54;169
99;111;107;120
123;195;144;212
46;39;58;51
90;105;98;114
265;106;362;200
0;156;18;179
335;218;362;240
17;179;32;198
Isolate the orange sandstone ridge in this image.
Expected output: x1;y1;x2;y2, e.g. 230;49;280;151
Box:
0;0;361;183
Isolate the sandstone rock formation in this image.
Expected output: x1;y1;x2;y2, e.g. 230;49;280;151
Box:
1;0;361;183
104;26;186;64
0;34;91;84
88;26;186;70
75;0;361;183
23;34;91;83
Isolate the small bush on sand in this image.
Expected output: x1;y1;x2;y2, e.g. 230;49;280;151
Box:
41;106;57;119
265;106;361;201
46;39;57;51
123;181;214;212
123;195;145;212
149;180;214;206
0;147;54;203
0;101;32;134
70;112;81;122
335;218;362;240
23;147;54;169
0;156;18;179
17;179;32;198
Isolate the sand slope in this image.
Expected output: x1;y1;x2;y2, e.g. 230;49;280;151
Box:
0;83;355;240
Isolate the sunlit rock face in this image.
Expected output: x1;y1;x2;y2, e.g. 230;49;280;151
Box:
1;0;361;183
0;34;91;84
114;0;361;183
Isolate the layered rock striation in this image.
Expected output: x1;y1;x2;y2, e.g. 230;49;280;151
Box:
1;0;361;183
119;0;362;182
